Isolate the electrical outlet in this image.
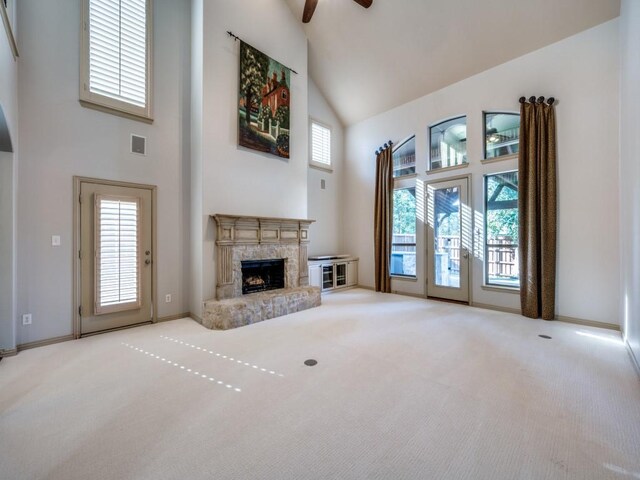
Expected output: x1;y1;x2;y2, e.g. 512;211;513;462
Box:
165;294;172;303
51;235;61;246
22;314;32;325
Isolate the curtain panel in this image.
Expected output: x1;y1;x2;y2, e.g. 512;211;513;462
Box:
518;97;557;320
374;146;393;293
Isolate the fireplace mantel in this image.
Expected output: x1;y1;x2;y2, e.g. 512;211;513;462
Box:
211;214;315;300
212;214;314;246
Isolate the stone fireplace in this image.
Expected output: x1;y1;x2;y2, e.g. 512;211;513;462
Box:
201;214;321;330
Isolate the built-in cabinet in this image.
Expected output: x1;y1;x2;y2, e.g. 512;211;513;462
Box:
308;257;358;292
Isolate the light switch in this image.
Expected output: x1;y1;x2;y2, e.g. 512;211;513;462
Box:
51;235;61;247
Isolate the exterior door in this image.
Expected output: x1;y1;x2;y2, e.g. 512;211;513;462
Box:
426;177;471;302
80;181;153;335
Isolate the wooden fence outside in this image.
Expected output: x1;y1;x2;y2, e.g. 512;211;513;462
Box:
392;234;518;279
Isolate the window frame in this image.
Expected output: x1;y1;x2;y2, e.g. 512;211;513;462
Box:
80;0;154;123
390;178;417;279
428;115;468;172
483;170;520;290
482;111;520;162
309;118;333;172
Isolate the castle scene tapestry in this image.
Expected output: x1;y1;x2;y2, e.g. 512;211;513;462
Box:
238;42;291;159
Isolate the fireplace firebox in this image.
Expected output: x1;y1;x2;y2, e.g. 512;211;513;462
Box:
241;259;285;295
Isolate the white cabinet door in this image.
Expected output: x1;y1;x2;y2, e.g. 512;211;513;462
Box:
309;264;322;288
347;261;358;287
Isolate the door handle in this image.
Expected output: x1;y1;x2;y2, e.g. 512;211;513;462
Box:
462;249;469;259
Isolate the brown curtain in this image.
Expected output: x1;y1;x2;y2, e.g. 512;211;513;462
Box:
518;98;557;320
374;146;393;292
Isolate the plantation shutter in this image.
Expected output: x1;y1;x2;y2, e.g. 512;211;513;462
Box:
311;122;331;166
95;195;141;314
88;0;147;107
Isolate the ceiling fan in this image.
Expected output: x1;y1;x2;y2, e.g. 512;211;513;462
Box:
302;0;373;23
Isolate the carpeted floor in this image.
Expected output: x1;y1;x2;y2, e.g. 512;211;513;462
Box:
1;289;639;479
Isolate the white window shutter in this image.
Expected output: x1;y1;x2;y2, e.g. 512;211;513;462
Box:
311;122;331;166
95;195;141;314
88;0;147;108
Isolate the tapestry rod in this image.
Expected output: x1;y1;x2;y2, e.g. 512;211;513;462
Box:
227;31;299;75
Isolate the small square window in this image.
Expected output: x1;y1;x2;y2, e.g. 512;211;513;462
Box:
429;116;467;170
485;113;520;159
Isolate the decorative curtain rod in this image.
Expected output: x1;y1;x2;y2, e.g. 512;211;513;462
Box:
375;140;393;156
226;31;299;75
519;96;555;105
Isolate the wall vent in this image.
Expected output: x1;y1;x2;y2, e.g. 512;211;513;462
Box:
131;134;146;156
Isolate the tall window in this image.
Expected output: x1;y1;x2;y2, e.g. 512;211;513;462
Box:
392;136;416;177
310;120;332;171
429;116;467;170
80;0;153;121
391;186;416;277
485;112;520;159
484;172;520;287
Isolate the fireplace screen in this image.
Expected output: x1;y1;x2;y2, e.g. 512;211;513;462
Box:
241;259;285;294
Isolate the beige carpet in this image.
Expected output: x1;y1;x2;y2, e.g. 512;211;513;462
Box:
1;289;639;479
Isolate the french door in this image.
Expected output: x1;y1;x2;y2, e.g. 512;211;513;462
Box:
426;177;471;303
78;179;155;335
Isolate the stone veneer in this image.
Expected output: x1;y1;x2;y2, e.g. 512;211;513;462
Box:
202;286;321;330
203;214;321;329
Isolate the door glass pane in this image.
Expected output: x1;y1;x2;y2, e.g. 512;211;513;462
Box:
434;187;460;288
391;187;416;276
95;195;141;314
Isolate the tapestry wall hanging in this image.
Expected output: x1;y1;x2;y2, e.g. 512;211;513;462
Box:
238;41;291;159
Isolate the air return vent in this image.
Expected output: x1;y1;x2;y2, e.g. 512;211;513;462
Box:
131;134;146;156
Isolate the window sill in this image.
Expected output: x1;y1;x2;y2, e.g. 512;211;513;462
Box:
79;99;154;124
394;172;418;180
481;153;518;165
481;284;520;294
309;162;333;173
426;163;469;175
391;275;418;282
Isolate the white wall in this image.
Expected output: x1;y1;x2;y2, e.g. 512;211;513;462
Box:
0;4;18;353
15;0;191;344
620;1;640;366
344;20;620;326
307;78;344;256
190;0;309;316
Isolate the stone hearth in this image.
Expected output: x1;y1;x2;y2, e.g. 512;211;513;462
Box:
202;214;321;329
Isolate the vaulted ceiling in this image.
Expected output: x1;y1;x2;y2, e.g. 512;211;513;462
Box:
284;0;620;126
